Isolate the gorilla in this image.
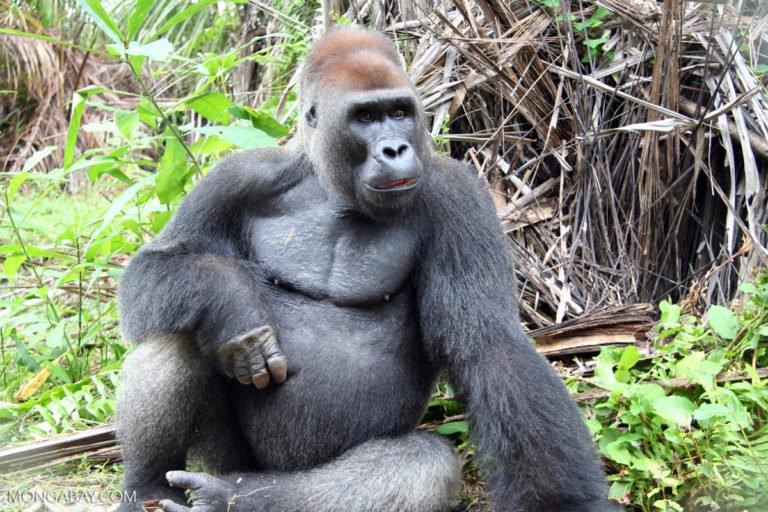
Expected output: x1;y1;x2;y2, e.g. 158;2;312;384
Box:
117;28;619;512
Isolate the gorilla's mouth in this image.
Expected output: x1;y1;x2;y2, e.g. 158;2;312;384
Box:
369;178;419;191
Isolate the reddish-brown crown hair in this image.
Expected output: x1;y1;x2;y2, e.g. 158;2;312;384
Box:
301;28;410;92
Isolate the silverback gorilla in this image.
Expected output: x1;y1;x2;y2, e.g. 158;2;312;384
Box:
117;28;619;512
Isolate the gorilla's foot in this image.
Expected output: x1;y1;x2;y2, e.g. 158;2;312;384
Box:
117;484;187;512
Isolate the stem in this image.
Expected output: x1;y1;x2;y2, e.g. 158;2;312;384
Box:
132;72;203;176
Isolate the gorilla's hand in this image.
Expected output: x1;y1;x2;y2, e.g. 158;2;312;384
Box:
159;471;234;512
215;325;287;388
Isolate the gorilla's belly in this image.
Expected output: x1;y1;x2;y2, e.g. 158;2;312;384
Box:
232;287;435;471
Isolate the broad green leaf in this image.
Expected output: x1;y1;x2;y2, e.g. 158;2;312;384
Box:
594;351;625;391
229;105;289;137
434;420;469;436
187;93;234;124
127;0;154;41
603;438;632;465
192;125;277;149
155;135;189;204
115;110;140;138
21;145;57;172
190;135;234;155
659;300;680;326
46;323;66;349
2;254;26;276
77;0;123;44
707;305;739;340
125;39;173;62
653;395;695;426
150;210;173;234
692;403;730;425
615;346;640;382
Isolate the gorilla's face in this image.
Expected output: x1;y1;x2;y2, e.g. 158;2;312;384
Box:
307;88;426;219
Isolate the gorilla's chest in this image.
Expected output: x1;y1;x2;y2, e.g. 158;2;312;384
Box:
248;202;418;306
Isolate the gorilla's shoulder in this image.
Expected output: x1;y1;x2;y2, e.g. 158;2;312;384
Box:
204;147;307;196
422;155;492;210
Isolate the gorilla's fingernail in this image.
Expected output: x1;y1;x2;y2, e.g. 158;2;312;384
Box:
253;373;270;389
237;376;251;385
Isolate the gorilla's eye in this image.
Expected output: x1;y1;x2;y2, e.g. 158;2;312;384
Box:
391;109;407;119
357;111;374;123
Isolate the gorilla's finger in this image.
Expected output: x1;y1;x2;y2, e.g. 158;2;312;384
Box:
159;499;192;512
166;470;218;490
234;348;260;386
259;332;287;383
259;331;282;360
244;347;269;389
266;354;288;384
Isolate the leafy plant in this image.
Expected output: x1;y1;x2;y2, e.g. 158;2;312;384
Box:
579;272;768;511
0;0;291;443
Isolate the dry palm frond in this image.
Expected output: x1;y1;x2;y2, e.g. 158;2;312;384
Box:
0;2;117;183
319;0;768;330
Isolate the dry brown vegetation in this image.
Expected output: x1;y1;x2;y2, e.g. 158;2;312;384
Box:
3;0;767;328
311;0;768;337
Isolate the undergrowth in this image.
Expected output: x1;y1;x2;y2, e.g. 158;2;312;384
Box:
0;2;766;511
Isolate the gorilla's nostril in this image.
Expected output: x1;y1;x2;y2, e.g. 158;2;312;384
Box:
382;147;397;158
397;145;408;156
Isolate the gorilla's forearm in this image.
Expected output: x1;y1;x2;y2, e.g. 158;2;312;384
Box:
458;337;614;511
119;248;271;358
416;158;615;511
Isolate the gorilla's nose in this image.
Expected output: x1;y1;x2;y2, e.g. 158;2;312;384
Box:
380;142;410;159
375;140;412;163
373;140;419;177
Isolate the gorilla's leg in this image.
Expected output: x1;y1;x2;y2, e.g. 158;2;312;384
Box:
164;431;462;512
117;334;252;511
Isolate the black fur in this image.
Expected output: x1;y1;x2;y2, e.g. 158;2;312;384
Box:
117;28;620;512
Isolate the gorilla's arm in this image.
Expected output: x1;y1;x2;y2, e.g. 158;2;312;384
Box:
119;149;303;362
415;158;618;512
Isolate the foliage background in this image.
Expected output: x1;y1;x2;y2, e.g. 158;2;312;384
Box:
0;0;767;510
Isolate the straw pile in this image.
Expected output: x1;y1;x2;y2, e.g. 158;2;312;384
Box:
308;0;768;333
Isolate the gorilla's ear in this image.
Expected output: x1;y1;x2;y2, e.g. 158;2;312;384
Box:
305;106;318;128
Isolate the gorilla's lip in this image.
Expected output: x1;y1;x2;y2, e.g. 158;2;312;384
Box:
366;178;420;192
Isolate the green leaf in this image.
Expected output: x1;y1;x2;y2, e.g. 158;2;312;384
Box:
585;37;609;49
187;93;234;124
21;145;57;172
127;0;154;41
435;420;469;435
653;395;695;426
150;210;173;234
692;403;730;426
2;254;27;276
125;39;173;62
155;134;189;204
86;172;156;251
192;126;277;150
659;300;680;326
229;105;289;137
15;338;41;373
77;0;123;44
115;110;140;138
603;438;632;465
64;86;108;168
707;305;739;340
190;135;234;155
7;171;31;202
155;0;218;37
